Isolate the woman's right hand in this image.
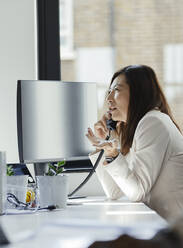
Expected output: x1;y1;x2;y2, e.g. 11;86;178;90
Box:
86;114;110;147
94;114;110;140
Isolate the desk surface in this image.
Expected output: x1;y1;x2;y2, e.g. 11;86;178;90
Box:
0;197;167;248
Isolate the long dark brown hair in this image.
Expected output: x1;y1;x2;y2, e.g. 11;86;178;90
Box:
110;65;180;155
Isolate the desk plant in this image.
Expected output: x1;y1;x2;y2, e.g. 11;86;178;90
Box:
37;160;68;209
7;165;14;176
45;161;65;176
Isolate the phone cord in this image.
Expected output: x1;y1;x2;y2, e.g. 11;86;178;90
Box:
68;131;111;198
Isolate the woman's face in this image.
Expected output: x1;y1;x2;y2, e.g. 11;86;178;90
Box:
107;74;130;122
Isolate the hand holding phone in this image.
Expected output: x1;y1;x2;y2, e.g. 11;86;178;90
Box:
106;119;117;131
93;113;117;139
86;113;118;153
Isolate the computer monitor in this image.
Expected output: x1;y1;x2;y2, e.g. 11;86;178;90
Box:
17;80;97;165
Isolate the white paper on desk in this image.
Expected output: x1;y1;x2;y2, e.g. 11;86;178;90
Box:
34;218;165;248
44;218;166;241
46;218;124;239
5;209;37;215
31;219;124;248
4;219;124;248
2;218;166;248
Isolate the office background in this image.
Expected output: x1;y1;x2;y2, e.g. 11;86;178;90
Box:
0;0;183;195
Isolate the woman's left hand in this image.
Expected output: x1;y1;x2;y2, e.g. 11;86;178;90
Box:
93;138;119;157
86;127;119;157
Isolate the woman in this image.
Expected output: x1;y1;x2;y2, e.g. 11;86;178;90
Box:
86;65;183;221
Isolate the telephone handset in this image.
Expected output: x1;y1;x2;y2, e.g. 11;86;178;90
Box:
106;119;117;131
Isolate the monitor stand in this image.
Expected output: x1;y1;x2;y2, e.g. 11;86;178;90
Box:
34;163;49;176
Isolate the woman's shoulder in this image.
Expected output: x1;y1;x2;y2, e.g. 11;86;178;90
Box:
133;110;183;156
135;110;173;137
139;110;171;127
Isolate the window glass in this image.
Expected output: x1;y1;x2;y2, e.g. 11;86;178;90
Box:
60;1;183;128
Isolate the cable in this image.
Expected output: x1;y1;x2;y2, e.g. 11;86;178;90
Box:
7;193;56;211
68;131;111;198
37;205;56;211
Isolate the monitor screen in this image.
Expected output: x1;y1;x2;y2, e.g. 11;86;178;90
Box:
17;80;97;164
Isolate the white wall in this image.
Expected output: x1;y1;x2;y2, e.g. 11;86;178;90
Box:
0;0;38;163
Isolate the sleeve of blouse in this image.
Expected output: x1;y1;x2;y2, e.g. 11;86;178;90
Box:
89;152;124;199
104;115;171;202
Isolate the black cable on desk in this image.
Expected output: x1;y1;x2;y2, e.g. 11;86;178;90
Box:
68;132;111;198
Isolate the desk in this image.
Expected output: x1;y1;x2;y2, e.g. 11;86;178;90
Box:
0;197;167;248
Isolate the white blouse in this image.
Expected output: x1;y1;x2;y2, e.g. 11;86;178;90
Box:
89;110;183;221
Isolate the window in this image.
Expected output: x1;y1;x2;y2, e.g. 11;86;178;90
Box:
59;0;74;59
164;44;183;84
75;47;115;110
